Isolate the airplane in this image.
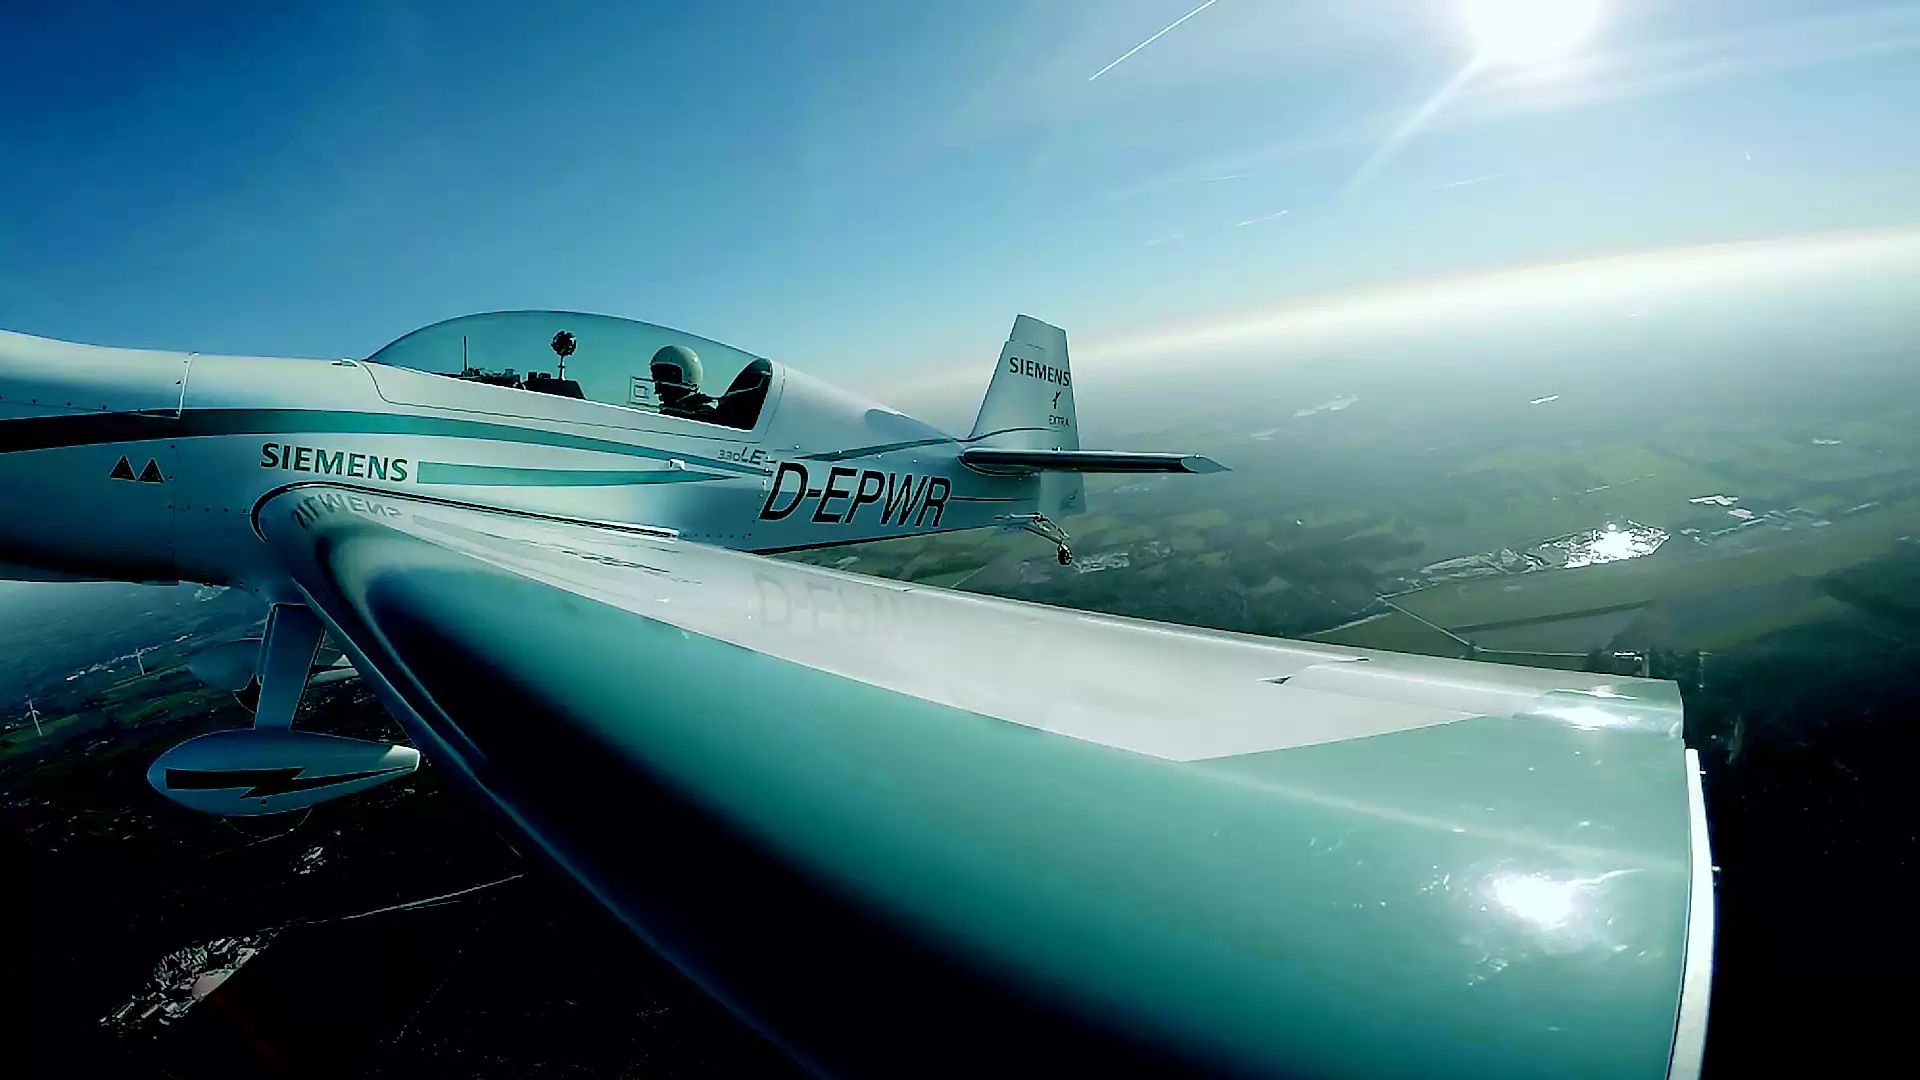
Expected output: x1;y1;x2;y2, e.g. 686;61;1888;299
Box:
0;310;1713;1078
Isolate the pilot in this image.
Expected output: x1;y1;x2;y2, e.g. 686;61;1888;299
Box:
651;344;716;420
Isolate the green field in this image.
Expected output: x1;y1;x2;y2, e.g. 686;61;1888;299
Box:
1398;499;1920;630
1433;443;1734;557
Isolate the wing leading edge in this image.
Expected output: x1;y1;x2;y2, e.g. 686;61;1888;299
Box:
255;484;1711;1079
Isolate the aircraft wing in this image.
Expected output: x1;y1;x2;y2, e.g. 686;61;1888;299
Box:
256;485;1713;1079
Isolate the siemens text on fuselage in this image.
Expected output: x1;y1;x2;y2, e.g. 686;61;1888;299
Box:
261;443;410;482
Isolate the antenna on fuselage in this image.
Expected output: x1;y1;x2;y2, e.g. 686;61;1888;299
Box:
462;334;470;375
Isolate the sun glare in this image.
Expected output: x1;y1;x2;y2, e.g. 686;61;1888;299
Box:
1462;0;1602;67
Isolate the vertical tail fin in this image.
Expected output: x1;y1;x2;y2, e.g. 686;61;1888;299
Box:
970;315;1078;450
970;315;1084;515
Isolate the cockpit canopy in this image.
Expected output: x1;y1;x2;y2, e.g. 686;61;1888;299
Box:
367;310;774;431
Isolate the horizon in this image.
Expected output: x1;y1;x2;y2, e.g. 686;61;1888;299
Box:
4;1;1918;383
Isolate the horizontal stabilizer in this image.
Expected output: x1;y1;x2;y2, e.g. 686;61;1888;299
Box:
959;448;1225;475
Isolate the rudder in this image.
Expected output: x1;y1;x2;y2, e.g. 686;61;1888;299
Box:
970;316;1084;515
970;315;1079;451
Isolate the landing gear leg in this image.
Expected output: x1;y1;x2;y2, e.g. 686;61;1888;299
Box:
149;602;417;816
1003;514;1074;566
252;603;324;730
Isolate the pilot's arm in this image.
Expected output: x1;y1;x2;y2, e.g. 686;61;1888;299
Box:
662;391;717;420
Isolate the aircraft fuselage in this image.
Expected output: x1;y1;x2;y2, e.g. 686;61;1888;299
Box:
0;330;1037;601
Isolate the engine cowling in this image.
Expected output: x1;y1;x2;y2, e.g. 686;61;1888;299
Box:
148;729;420;816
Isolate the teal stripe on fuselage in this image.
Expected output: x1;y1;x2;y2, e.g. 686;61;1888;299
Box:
415;462;727;487
0;408;767;476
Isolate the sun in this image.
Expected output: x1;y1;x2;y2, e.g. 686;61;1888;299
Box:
1461;0;1602;67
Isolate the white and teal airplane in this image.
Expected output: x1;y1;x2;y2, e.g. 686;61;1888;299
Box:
0;311;1712;1078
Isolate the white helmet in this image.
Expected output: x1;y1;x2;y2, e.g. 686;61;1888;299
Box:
650;344;703;402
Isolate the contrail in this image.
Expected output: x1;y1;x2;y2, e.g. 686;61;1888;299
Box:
1235;209;1290;228
1088;0;1222;82
1431;172;1508;190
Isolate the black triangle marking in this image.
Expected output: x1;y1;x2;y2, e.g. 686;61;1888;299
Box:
110;456;136;481
137;459;165;484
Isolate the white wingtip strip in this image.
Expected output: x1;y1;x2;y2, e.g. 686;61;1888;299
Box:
1668;747;1715;1080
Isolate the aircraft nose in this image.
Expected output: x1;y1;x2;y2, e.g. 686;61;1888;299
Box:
0;329;188;582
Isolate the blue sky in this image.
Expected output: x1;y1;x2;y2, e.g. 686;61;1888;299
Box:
2;0;1917;380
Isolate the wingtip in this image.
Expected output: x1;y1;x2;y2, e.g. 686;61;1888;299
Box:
1182;455;1228;474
